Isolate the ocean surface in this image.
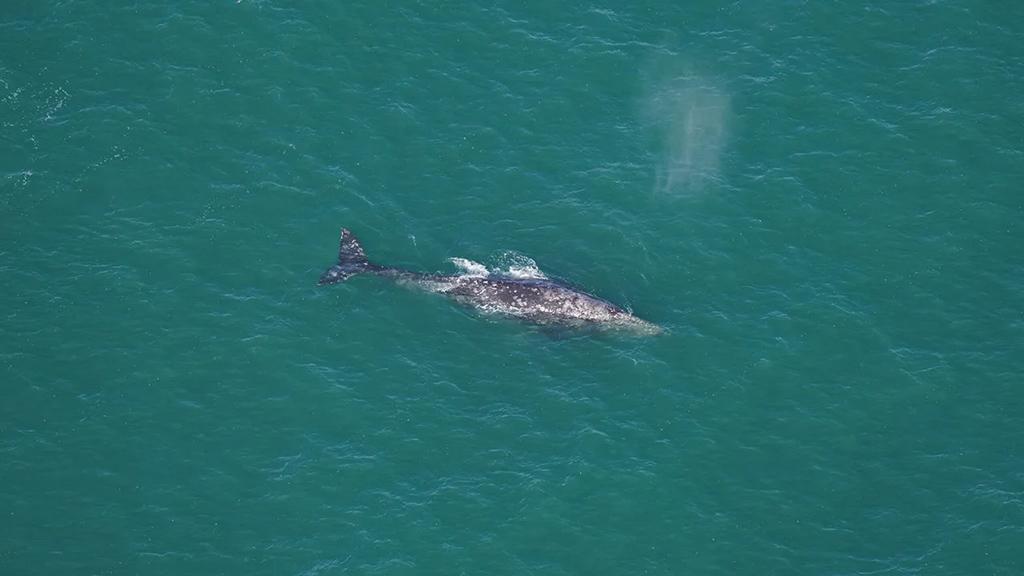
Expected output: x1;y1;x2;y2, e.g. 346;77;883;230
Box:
2;2;1022;575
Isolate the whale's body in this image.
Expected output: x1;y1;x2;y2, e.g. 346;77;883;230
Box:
319;229;662;335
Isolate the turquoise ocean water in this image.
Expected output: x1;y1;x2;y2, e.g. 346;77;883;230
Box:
2;2;1022;574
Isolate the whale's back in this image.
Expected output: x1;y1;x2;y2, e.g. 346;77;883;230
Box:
439;276;626;324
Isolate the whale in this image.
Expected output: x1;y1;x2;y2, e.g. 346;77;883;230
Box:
318;228;663;335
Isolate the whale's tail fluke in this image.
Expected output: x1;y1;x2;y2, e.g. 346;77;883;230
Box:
319;228;377;285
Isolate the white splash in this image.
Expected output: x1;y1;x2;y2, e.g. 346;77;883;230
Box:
448;257;489;277
493;251;547;279
505;264;546;279
448;252;548;279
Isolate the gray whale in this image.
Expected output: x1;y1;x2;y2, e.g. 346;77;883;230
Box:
319;229;662;335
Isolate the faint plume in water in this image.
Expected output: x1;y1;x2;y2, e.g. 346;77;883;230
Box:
643;73;730;195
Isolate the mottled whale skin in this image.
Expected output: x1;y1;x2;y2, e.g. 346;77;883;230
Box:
319;229;662;335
